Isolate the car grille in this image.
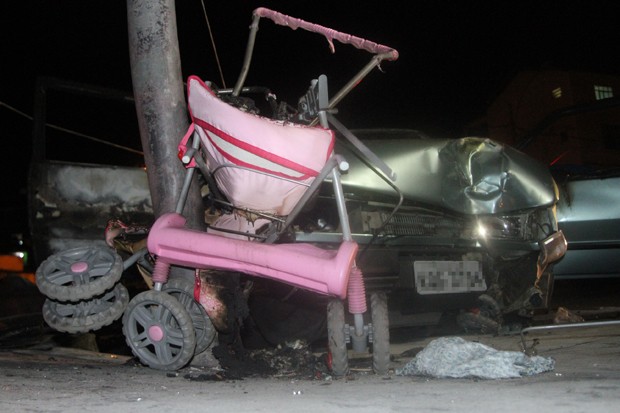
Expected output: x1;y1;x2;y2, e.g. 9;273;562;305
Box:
380;211;457;236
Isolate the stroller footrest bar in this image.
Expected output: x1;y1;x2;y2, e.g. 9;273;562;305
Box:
147;213;358;298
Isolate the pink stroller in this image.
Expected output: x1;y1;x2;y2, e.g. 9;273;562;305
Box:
35;8;399;376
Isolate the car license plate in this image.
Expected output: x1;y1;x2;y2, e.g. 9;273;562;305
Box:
414;261;486;295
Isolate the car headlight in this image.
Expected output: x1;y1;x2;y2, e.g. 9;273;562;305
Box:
475;215;525;240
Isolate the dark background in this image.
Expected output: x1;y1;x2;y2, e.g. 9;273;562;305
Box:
2;0;620;239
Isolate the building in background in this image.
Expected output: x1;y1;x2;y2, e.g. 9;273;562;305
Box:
474;70;620;168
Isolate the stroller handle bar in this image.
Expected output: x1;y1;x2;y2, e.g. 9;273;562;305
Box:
233;8;399;98
253;7;399;60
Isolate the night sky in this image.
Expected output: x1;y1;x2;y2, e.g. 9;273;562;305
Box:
3;1;620;134
1;0;620;234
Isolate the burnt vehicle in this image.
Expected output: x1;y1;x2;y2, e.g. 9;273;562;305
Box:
27;77;153;266
288;128;566;331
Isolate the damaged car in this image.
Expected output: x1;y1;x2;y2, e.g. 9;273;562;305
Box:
288;128;567;332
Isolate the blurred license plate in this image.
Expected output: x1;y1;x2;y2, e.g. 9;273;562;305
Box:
414;261;486;295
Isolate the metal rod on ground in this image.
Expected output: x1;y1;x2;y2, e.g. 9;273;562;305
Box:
520;320;620;351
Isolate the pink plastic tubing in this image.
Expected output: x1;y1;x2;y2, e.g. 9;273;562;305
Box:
254;8;399;61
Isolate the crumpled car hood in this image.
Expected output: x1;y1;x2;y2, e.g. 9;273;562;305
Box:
337;133;558;215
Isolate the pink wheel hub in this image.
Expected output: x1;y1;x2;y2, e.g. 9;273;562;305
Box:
148;325;164;342
70;262;89;273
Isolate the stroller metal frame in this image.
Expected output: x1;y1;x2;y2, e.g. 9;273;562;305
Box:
35;7;400;375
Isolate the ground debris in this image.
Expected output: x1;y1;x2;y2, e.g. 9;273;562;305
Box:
553;306;585;324
184;372;227;382
210;339;329;380
249;340;325;378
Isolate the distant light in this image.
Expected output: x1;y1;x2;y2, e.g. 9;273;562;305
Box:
552;87;562;99
594;85;613;100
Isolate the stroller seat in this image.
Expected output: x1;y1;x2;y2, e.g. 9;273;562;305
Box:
184;75;335;217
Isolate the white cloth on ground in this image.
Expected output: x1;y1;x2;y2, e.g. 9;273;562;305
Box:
396;336;555;379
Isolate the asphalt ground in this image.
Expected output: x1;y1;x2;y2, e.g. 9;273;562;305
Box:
0;321;619;412
0;277;619;412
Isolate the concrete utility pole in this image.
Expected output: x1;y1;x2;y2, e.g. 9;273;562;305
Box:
126;0;204;231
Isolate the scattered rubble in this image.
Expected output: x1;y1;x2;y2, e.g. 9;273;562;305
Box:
183;339;331;381
554;306;585;324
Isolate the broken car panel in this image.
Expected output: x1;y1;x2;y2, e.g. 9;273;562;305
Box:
336;130;558;215
294;128;566;327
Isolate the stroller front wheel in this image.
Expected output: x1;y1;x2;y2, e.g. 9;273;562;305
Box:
370;291;390;375
122;290;196;371
326;298;349;377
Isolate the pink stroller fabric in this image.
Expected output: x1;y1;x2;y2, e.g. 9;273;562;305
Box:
206;213;271;240
186;76;335;216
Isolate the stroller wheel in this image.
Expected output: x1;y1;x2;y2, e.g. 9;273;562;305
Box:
122;290;196;371
326;299;349;377
162;277;216;354
42;283;129;334
36;246;123;302
370;292;390;375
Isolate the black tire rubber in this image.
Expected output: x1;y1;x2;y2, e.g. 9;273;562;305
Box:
42;283;129;334
36;246;123;302
326;299;349;377
370;292;390;375
122;290;196;371
162;277;216;354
